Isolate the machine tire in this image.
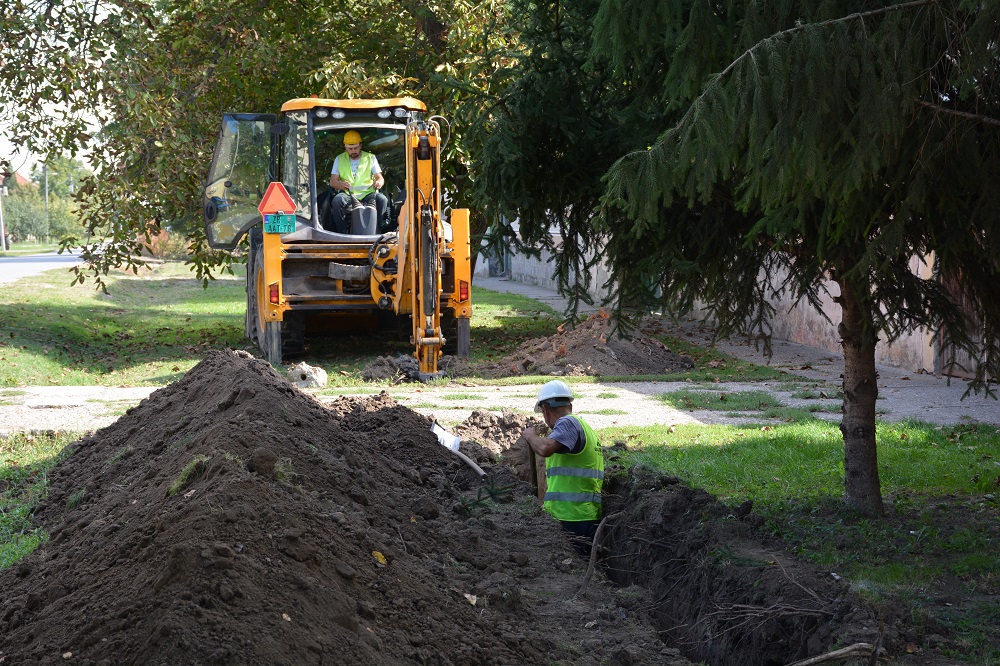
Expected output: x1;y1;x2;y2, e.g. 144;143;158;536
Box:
455;317;471;358
250;230;301;364
442;315;471;357
263;321;282;366
246;230;263;343
281;313;305;357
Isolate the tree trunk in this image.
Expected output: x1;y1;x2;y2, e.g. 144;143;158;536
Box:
836;278;884;516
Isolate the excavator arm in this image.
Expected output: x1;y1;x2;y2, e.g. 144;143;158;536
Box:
407;122;445;378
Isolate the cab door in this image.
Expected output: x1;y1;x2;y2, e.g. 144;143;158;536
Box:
203;113;277;249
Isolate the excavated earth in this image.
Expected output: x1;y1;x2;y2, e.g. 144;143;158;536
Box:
479;311;696;378
363;311;695;380
0;350;897;665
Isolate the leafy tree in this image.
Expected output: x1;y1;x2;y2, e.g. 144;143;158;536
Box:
1;0;509;286
29;156;90;199
478;0;1000;516
467;0;662;310
1;180;47;241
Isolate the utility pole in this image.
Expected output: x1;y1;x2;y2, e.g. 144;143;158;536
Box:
44;162;49;242
0;181;7;251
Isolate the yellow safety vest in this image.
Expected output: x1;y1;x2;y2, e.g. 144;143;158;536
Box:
335;151;376;198
543;416;604;522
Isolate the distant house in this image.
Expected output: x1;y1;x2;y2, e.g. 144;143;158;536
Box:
0;171;37;192
13;172;36;189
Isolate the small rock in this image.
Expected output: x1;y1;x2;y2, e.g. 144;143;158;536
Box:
287;362;328;388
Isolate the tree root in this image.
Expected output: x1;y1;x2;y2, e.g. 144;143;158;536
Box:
784;642;875;666
576;511;623;597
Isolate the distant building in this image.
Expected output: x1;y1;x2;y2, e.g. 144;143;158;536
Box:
13;172;36;189
0;171;37;191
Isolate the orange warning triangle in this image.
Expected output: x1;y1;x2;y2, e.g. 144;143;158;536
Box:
257;182;296;215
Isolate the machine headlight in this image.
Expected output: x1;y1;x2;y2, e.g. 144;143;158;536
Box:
377;109;392;119
394;108;409;118
331;110;346;119
314;108;329;118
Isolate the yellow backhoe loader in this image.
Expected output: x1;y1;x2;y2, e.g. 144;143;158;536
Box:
203;97;472;379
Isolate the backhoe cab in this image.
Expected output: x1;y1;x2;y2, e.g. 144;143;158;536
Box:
203;98;472;378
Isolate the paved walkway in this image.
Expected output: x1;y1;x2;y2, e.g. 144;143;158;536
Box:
0;278;995;435
473;276;999;427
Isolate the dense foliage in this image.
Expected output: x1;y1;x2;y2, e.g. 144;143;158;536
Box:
472;0;1000;514
0;0;509;286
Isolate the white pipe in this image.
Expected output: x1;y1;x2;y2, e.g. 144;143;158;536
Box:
449;448;486;477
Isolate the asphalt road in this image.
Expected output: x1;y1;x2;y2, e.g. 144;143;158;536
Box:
0;251;80;284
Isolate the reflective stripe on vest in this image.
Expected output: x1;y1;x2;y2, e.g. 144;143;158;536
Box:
543;415;604;522
544;492;603;503
546;466;605;480
336;151;375;198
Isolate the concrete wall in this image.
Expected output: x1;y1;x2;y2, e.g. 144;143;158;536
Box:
476;235;612;304
765;257;938;373
479;237;940;374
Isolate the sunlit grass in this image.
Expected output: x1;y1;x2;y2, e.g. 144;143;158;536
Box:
0;262;245;387
658;389;784;412
599;418;1000;663
0;431;78;569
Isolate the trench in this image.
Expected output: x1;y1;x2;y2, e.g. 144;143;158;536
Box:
596;468;875;666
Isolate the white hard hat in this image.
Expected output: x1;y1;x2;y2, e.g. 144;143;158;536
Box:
534;380;574;412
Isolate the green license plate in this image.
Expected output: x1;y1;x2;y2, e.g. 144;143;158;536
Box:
264;213;296;234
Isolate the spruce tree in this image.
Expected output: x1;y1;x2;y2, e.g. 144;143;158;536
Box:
479;0;1000;515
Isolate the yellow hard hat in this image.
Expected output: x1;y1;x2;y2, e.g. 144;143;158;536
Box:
343;130;362;146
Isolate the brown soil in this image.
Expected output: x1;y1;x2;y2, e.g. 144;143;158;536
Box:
481;312;695;378
362;311;695;380
0;351;687;666
0;350;931;665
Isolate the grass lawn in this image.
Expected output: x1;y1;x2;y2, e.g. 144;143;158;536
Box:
600;417;1000;663
0;242;61;257
0;262;246;386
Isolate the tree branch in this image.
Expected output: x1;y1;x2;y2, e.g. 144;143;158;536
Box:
915;99;1000;127
716;0;940;81
784;642;875;666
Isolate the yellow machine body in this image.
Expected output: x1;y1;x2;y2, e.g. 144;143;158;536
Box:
203;98;472;376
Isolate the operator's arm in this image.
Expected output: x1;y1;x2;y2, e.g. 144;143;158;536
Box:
521;426;565;458
330;172;350;190
371;156;384;190
330;156;349;190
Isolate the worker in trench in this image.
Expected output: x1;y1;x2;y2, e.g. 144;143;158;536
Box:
521;380;605;549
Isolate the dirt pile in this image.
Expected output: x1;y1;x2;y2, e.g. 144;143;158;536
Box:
0;350;685;666
481;312;695;378
452;409;546;498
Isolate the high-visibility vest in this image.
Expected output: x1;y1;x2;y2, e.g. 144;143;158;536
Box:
335;152;376;198
543;416;604;522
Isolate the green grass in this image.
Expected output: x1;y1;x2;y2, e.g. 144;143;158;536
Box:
647;334;791;383
0;431;77;569
599;418;1000;663
0;262;246;387
439;392;484;401
167;454;210;496
0;242;60;257
467;288;560;355
659;389;785;412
